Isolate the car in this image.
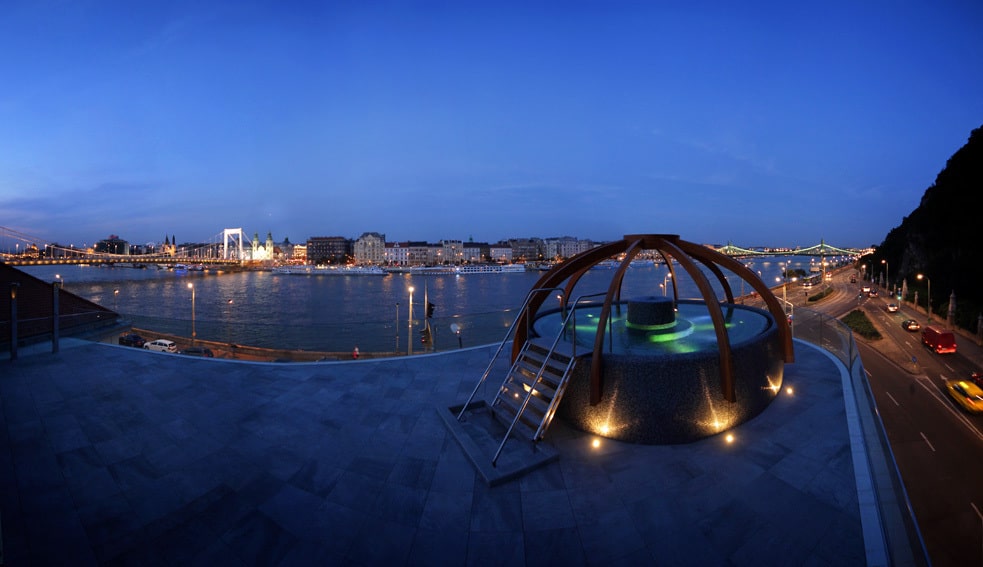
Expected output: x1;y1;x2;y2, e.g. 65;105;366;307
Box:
862;285;871;293
901;320;921;332
922;326;957;354
944;379;983;413
867;290;878;297
144;339;177;353
886;303;898;312
180;346;214;357
118;333;146;348
970;372;983;388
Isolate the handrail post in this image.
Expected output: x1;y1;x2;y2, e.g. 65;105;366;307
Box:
9;283;19;361
52;281;60;354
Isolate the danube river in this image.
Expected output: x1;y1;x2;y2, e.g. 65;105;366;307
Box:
19;256;837;353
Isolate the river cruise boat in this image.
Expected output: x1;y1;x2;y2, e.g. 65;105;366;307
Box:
406;264;526;275
273;265;388;276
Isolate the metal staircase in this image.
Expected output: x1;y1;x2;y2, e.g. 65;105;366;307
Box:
488;336;577;462
456;288;590;467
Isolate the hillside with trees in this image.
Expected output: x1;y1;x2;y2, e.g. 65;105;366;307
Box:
864;124;983;331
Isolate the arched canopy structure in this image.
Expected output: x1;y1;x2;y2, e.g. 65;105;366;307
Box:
512;234;794;405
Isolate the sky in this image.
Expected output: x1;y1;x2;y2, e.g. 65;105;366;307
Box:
1;1;982;251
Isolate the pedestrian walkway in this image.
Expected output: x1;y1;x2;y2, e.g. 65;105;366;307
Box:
1;339;870;565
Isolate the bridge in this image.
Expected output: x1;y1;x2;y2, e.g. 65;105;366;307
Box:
714;239;864;257
0;226;250;267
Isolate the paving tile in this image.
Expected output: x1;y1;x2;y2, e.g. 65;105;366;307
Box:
0;340;875;565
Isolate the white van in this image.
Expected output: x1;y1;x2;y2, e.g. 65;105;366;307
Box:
144;339;177;353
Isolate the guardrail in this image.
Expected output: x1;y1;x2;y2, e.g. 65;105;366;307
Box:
793;307;929;566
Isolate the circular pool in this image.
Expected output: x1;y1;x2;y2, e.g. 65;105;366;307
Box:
532;299;785;444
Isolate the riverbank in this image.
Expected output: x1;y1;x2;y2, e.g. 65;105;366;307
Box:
129;327;400;362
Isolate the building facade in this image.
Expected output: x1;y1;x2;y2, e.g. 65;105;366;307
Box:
354;232;386;265
440;240;463;265
94;235;130;255
306;236;353;265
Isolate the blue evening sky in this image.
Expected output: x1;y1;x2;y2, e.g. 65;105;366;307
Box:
1;0;981;250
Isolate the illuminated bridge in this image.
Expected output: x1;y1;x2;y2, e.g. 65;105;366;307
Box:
0;226;251;267
714;239;865;257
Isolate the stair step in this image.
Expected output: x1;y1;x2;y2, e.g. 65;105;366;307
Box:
513;361;562;392
490;398;540;440
519;350;568;374
526;338;575;361
499;381;551;414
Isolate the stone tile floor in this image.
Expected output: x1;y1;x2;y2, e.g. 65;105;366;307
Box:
0;339;867;565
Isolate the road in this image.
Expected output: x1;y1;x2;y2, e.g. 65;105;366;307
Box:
805;269;983;566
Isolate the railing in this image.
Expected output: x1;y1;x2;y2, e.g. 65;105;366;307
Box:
456;287;566;420
793;307;929;566
566;292;610;356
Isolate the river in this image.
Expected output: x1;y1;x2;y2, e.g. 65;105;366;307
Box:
18;256;842;352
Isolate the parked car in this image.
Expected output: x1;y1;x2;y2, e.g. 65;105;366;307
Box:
180;346;214;357
886;303;898;312
144;339;177;353
118;333;146;348
922;326;957;354
944;379;983;414
901;320;921;332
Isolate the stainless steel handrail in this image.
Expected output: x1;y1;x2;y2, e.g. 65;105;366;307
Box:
455;286;566;421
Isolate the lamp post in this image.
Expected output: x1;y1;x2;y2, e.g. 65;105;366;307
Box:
187;283;196;344
881;259;888;289
54;274;62;288
113;289;119;312
395;302;400;354
662;272;672;296
407;286;415;355
917;274;931;321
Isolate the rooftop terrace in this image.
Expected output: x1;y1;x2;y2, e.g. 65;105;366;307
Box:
0;324;925;565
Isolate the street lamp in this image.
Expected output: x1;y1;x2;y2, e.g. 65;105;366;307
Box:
54;274;62;288
187;282;196;344
407;286;415;355
662;272;672;297
881;259;888;289
917;274;931;321
113;289;119;312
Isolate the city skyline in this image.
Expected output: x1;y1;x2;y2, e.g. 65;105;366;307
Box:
3;225;863;255
2;2;982;249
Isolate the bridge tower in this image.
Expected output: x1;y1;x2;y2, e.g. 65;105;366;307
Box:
223;228;245;261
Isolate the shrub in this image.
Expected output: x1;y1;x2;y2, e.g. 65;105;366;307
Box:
841;310;882;340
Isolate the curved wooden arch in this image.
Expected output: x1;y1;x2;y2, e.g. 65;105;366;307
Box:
514;234;794;406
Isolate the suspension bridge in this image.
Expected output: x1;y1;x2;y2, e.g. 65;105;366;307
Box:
0;227;252;267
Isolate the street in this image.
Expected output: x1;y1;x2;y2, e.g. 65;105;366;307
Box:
803;268;983;566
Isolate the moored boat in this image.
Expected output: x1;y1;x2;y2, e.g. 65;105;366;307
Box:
274;265;389;276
